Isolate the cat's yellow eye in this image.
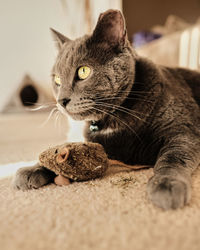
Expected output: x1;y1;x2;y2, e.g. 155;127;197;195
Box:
78;66;91;80
54;75;61;86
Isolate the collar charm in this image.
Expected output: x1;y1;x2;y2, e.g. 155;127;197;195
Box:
89;121;99;132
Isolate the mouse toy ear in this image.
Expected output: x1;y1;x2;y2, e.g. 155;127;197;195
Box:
89;9;127;50
56;147;70;164
50;28;71;50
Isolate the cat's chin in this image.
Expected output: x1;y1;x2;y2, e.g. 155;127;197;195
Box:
57;105;103;121
66;111;101;122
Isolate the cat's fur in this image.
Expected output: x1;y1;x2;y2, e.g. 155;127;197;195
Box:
13;10;200;210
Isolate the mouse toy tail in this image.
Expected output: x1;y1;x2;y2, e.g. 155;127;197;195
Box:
108;159;151;170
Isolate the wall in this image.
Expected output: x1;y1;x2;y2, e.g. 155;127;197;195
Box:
0;0;122;111
123;0;200;39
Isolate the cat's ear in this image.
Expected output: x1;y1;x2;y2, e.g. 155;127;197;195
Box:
50;28;71;50
90;9;127;50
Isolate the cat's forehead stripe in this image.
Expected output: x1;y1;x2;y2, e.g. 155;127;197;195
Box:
58;39;88;70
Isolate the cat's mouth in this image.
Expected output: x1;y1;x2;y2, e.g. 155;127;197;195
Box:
67;109;99;121
57;104;101;121
57;100;117;121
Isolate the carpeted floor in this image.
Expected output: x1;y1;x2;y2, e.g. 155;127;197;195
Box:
1;113;200;250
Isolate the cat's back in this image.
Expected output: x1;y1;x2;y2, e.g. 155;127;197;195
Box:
165;66;200;106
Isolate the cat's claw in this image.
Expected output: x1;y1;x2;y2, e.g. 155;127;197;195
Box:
147;174;191;210
12;166;55;191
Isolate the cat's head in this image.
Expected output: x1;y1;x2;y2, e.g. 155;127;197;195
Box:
51;9;136;121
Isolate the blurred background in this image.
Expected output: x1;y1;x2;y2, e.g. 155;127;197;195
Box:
0;0;200;165
1;0;200;113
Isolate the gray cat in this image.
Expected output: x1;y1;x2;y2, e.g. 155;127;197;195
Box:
13;10;200;210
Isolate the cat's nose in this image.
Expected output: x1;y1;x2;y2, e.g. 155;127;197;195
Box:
58;98;71;108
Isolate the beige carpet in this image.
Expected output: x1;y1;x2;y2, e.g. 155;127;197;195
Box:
1;113;200;250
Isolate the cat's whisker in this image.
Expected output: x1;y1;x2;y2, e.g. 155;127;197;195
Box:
27;105;52;112
58;112;63;134
94;102;147;124
84;91;158;104
85;88;159;95
56;110;63;133
54;109;67;135
94;96;154;104
39;107;58;128
82;101;147;120
25;101;56;106
25;101;57;112
90;106;142;142
84;90;160;99
117;90;158;94
95;90;158;95
54;110;60;128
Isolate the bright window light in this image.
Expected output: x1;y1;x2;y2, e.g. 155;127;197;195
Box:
189;26;200;70
0;160;37;179
179;30;190;68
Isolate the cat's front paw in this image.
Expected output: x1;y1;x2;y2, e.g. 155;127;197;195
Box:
147;174;191;210
12;166;55;191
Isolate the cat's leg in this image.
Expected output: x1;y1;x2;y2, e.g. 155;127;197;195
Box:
12;163;56;190
147;133;200;210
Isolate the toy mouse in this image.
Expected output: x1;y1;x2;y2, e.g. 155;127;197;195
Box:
39;142;109;185
39;142;149;186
